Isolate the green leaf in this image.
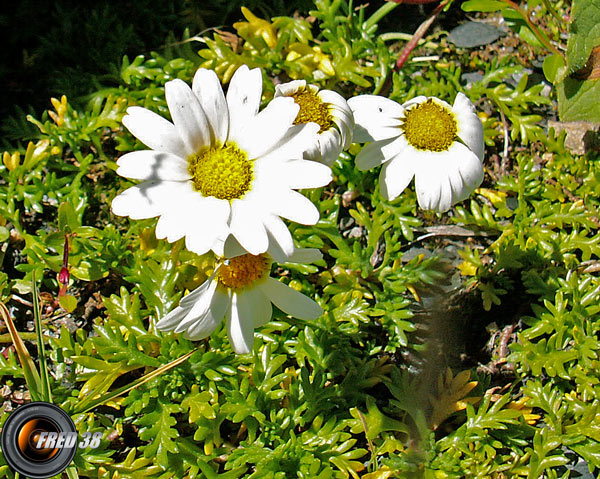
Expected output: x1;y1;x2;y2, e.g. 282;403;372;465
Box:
136;399;180;467
566;0;600;71
461;0;507;13
59;294;78;312
557;0;600;121
543;53;567;84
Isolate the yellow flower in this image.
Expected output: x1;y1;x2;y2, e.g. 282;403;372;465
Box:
2;151;20;172
233;7;277;48
49;95;68;126
285;43;336;79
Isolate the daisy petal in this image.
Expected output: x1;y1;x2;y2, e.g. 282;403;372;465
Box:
156;305;188;331
226;292;255;354
227;66;262;143
116;151;190;181
380;157;415;201
453;92;485;161
285;247;323;264
355;136;406;171
165;79;211;155
347;95;404;142
223;235;250;258
241;287;273;328
234;97;299;158
275;80;307;97
273;190;320;225
414;153;453;212
447;142;484;201
317;129;343;166
155;184;224;243
230;199;269;255
259;123;320;161
111;181;179;219
175;279;218;333
179;272;218;309
264;214;294;259
192;69;230;145
184;197;230;255
260;278;322;320
183;287;229;340
123;107;187;158
274;159;332;190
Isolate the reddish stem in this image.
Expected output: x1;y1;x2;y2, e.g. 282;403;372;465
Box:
395;0;449;70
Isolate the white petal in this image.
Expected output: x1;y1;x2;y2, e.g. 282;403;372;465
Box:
156;305;188;331
183;287;230;341
401;95;428;109
264;215;294;259
233;97;299;158
284;247;323;264
165;79;211;155
275;80;306;97
111;181;180;220
446;142;484;202
154;185;199;242
347;95;404;142
222;235;250;258
316;129;343;166
175;279;218;333
230;199;269;255
453;92;485;162
226;292;256;354
116;151;190;181
240;287;273;328
380;157;415;201
184;197;230;255
123;107;187;158
227;66;262;143
272;190;320;225
179;271;219;309
329;106;355;150
270;159;332;190
259;123;320;162
192;69;229;145
355;135;406;171
414;152;454;212
260;278;322;320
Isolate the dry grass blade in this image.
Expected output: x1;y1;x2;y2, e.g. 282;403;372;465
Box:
0;300;42;402
75;348;199;414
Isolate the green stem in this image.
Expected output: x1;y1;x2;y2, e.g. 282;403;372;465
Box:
364;1;398;31
540;0;563;24
32;271;52;403
501;0;563;58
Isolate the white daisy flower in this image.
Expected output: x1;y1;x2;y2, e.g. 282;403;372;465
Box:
112;66;332;257
274;80;354;166
156;247;322;354
348;93;484;212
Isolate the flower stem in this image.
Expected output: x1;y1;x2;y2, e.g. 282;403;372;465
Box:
363;1;398;31
395;0;450;70
500;0;563;58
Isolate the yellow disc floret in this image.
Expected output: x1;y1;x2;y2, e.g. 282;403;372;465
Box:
401;99;458;152
291;89;333;134
218;254;271;290
188;143;253;200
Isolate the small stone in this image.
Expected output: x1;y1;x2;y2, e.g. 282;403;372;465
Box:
548;121;600;155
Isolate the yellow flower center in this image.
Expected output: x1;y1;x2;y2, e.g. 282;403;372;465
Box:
188;143;253;200
217;254;271;290
401;99;457;152
291;89;333;134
